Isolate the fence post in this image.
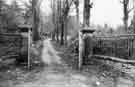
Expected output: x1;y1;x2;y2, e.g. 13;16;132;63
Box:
79;31;84;69
28;28;31;69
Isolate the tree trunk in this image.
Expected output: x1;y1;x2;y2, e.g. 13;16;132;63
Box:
76;5;79;21
60;19;64;45
75;0;79;21
59;0;64;45
56;24;59;42
64;16;68;44
123;0;129;32
83;0;92;27
32;0;40;42
124;20;128;32
52;30;55;40
52;0;58;41
57;0;71;45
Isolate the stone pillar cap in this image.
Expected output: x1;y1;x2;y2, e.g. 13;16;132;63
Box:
80;28;95;34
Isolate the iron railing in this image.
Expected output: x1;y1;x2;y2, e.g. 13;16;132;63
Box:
92;34;135;59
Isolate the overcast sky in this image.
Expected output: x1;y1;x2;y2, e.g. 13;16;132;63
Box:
90;0;123;27
79;0;133;28
6;0;134;28
40;0;134;28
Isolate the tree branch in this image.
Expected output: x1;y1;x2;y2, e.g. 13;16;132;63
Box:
128;7;134;13
63;0;75;10
62;0;75;16
69;0;75;7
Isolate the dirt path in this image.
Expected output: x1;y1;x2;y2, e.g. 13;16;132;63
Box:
41;39;62;65
15;39;134;87
15;39;102;87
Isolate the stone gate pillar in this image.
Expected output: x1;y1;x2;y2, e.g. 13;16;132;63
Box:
78;28;95;69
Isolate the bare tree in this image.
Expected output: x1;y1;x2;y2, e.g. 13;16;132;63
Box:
51;0;76;45
56;0;75;45
120;0;134;32
62;0;76;45
74;0;79;21
22;0;32;25
32;0;41;42
83;0;93;27
51;0;61;42
63;0;69;44
56;0;60;41
51;0;56;40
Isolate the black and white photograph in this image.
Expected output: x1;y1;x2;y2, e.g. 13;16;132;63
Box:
0;0;135;87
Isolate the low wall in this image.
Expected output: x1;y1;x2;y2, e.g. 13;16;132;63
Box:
0;33;27;62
